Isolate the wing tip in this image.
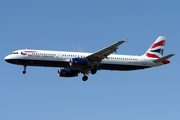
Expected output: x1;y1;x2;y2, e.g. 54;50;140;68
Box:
125;39;128;43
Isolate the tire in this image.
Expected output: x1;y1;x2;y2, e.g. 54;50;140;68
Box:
82;76;88;81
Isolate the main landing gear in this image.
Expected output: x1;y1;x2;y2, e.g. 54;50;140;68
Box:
82;69;97;81
91;69;97;75
22;66;26;74
82;75;88;81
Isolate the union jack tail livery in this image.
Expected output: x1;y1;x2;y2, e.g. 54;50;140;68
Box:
144;36;166;59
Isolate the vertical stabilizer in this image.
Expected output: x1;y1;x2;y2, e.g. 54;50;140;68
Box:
143;36;166;58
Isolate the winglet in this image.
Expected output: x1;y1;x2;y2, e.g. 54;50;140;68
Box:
125;39;128;43
153;54;175;63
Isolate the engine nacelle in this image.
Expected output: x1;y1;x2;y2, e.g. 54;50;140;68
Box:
58;69;78;77
69;58;88;66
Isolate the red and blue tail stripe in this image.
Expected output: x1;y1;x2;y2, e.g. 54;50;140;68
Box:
144;36;166;59
151;40;165;48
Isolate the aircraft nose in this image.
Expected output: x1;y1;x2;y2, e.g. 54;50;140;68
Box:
4;55;12;62
4;56;8;61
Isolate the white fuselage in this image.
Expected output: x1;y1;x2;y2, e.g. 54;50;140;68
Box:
4;36;173;81
5;49;163;71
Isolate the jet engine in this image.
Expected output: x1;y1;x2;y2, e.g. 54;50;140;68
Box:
69;58;88;66
58;69;78;77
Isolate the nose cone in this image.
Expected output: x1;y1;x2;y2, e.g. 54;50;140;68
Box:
4;55;12;63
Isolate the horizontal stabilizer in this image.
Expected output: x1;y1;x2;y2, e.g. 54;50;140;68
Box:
153;54;175;63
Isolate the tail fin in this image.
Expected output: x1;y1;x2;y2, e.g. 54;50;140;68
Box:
143;36;166;59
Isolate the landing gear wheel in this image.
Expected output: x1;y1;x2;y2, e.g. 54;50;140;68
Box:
23;65;27;74
23;70;26;74
82;76;88;81
91;69;97;75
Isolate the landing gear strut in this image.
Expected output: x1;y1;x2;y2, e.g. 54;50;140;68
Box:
22;66;26;74
82;75;88;81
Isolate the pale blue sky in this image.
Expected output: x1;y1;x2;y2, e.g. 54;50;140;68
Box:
0;0;179;120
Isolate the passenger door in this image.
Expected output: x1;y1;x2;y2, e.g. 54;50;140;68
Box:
57;52;62;60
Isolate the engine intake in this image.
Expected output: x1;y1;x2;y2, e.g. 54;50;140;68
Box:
58;69;78;77
69;58;88;66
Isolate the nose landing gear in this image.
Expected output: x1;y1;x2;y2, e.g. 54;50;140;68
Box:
22;66;26;74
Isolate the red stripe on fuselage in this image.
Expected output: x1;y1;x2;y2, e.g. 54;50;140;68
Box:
23;51;37;53
151;40;165;48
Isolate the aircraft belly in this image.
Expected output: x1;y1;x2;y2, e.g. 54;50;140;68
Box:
98;63;150;71
5;59;68;67
6;58;150;71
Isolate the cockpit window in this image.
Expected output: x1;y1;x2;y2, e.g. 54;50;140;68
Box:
11;52;18;54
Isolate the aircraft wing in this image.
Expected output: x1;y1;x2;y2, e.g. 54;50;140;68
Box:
85;39;127;66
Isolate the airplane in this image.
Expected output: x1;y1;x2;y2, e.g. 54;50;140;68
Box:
4;36;175;81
